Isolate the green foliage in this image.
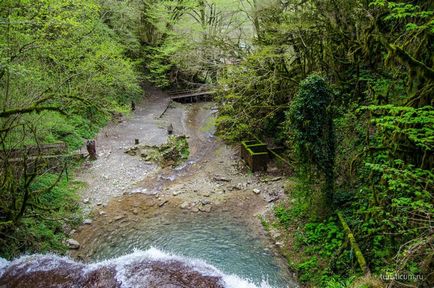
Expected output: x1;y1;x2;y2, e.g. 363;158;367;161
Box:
0;0;141;259
0;174;82;259
302;220;344;258
286;74;336;207
273;203;292;228
296;256;319;283
352;104;434;273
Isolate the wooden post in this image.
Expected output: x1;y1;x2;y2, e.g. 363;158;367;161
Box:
135;139;139;145
86;140;97;160
167;123;173;135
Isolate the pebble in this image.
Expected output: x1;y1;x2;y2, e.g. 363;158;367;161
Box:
180;202;190;209
253;188;261;194
83;219;93;225
275;241;284;248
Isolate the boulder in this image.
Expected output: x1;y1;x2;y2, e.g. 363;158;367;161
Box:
66;238;80;249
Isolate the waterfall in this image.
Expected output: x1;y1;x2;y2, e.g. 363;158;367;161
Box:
0;248;274;288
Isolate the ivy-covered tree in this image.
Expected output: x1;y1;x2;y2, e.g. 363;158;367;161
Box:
287;74;335;208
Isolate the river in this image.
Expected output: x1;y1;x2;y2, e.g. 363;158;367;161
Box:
0;89;298;288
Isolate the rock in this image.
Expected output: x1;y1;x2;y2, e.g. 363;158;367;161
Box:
99;211;106;216
132;209;138;215
159;200;168;207
180;202;190;209
275;241;284;248
83;218;93;225
234;183;243;190
66;238;80;249
201;199;211;205
191;207;199;213
213;175;231;182
96;202;103;206
114;215;125;221
253;188;261;194
172;191;181;196
270;177;282;182
132;188;148;193
266;195;279;203
270;230;281;239
82;198;90;204
199;204;212;213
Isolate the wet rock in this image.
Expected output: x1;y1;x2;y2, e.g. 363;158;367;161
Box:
0;252;228;288
66;238;80;249
253;188;261;195
83;219;93;225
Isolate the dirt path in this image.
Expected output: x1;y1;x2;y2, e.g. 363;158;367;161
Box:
76;88;184;212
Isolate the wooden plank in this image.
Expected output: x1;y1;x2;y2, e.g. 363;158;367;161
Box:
0;143;68;159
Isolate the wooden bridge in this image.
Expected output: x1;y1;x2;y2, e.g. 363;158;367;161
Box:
0;143;82;175
167;89;215;104
158;88;215;118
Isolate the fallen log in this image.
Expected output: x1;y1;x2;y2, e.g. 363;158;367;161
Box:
337;212;371;276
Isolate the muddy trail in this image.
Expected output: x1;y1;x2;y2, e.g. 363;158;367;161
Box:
67;88;297;287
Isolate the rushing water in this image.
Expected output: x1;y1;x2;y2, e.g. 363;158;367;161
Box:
84;211;297;288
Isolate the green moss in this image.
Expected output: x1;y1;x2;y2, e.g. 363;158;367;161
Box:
0;174;83;259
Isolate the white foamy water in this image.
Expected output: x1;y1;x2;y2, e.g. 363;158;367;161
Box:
1;248;280;288
99;248;272;288
0;257;9;278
